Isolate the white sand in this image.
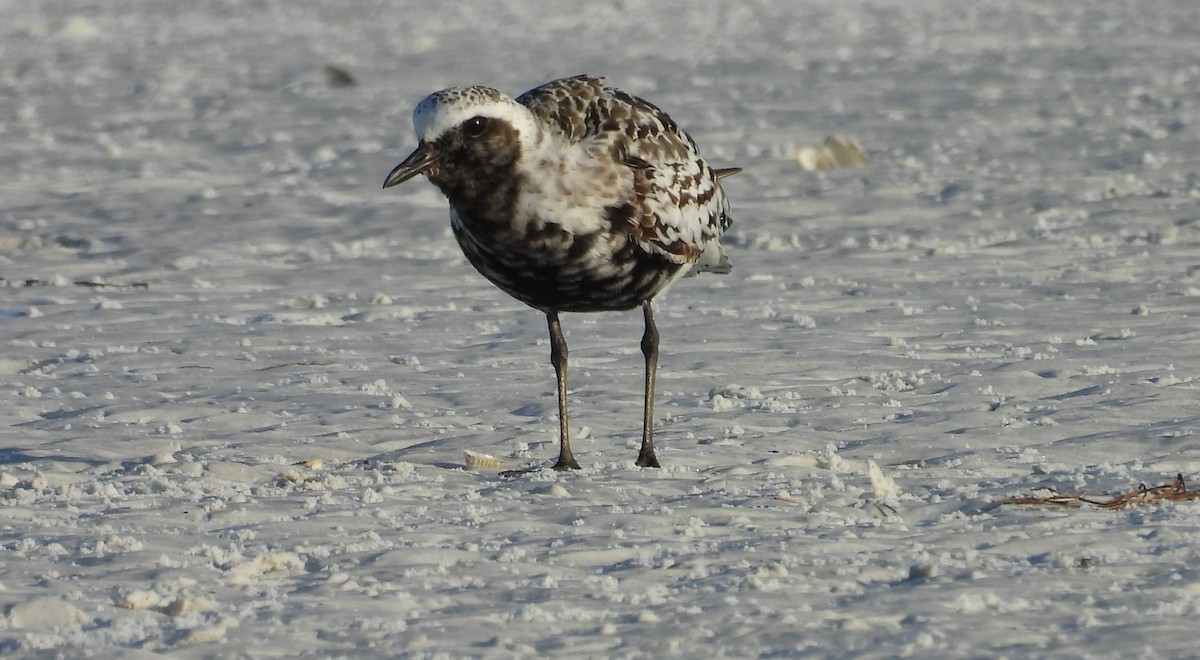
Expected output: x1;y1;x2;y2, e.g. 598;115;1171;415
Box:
3;1;1199;656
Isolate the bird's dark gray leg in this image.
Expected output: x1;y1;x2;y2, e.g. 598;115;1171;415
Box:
548;311;581;470
636;301;662;468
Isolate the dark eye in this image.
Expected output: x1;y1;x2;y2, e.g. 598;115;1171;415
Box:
462;116;490;138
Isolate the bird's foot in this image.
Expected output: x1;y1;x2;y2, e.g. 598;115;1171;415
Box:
553;455;582;471
635;450;661;469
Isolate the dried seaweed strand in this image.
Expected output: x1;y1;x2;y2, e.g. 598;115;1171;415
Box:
1003;474;1200;510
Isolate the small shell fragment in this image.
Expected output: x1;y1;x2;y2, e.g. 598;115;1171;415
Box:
796;135;869;171
464;450;508;470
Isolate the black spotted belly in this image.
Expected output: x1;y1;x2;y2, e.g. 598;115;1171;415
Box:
451;224;683;313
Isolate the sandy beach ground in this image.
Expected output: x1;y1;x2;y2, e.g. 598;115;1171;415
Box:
3;1;1199;656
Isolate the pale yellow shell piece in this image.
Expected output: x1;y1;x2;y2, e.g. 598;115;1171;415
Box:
463;450;508;470
796;135;868;171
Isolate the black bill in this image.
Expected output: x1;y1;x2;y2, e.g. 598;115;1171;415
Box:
383;143;438;188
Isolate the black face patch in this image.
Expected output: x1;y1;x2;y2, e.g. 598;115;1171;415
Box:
426;118;521;205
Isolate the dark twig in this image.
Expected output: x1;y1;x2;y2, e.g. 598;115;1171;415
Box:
1003;474;1200;510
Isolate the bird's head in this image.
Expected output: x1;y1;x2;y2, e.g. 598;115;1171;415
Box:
383;86;541;200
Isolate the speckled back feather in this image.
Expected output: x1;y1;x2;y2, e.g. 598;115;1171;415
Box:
517;75;733;271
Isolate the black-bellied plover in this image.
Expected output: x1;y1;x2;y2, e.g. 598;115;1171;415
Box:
384;75;737;470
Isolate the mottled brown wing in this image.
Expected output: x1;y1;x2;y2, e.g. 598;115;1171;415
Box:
518;75;733;265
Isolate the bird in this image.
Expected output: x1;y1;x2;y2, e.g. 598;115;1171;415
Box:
383;75;738;471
